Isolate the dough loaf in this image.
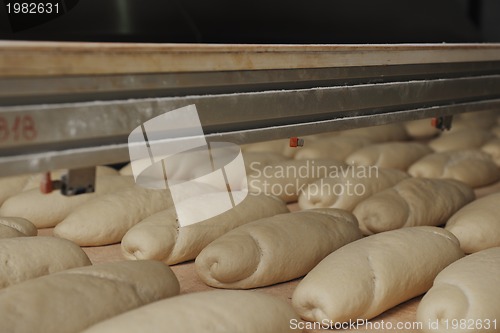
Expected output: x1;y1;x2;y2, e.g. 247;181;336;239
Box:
492;125;500;138
242;151;290;173
246;159;346;202
54;185;177;246
345;142;432;171
353;178;475;235
82;290;299;333
0;175;29;205
0;236;91;289
417;247;500;333
0;260;179;333
429;128;493;152
0;175;135;228
292;227;464;324
195;209;362;289
293;136;371;161
122;193;289;264
0;225;25;239
404;118;440;139
0;217;37;237
298;168;408;211
408;150;500;188
482;138;500;166
445;192;500;253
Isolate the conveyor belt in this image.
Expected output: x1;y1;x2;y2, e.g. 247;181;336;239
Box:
0;42;500;176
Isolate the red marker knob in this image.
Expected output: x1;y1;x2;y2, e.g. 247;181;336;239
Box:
289;137;304;147
40;172;53;194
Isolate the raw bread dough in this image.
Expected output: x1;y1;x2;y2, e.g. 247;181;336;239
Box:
121;193;289;264
408;150;500;188
195;209;362;289
82;290;299;333
481;138;500;166
404;118;440;139
0;175;135;228
0;225;25;239
417;247;500;333
445;192;500;253
354;178;475;235
345;142;432;171
339;123;409;142
0;217;37;236
0;175;29;205
292;227;464;324
0;236;91;289
429;128;493;152
246;159;346;202
242;151;290;173
492;125;500;138
294;136;372;161
448;110;499;132
298;168;408;211
0;260;179;333
54;185;176;246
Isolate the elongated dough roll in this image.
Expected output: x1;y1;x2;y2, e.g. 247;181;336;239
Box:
429;128;494;152
449;110;499;132
445;192;500;253
243;151;290;173
0;175;29;205
353;178;475;235
292;227;464;324
404;118;439;139
0;175;135;228
82;290;299;333
195;209;362;289
482;138;500;166
345;142;432;171
294;136;371;161
417;247;500;333
122;193;289;264
0;217;37;237
298;168;408;211
0;225;25;239
408;150;500;188
0;260;179;333
54;185;175;246
493;125;500;138
246;159;346;202
0;236;91;289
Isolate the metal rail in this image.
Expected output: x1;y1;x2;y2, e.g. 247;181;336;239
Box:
0;42;499;176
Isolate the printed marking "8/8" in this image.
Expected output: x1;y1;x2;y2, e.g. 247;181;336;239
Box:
0;115;37;142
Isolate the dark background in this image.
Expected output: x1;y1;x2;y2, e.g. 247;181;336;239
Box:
0;0;499;43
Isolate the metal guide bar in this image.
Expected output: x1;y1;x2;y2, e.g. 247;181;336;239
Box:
1;61;500;106
0;74;499;155
1;98;499;177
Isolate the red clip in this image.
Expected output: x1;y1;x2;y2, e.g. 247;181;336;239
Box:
40;172;53;194
289;137;304;147
431;117;439;128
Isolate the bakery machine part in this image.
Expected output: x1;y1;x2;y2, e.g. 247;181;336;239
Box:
1;42;500;196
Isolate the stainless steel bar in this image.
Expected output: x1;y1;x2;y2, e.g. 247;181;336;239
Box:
1;98;499;177
1;61;500;106
0;75;499;155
